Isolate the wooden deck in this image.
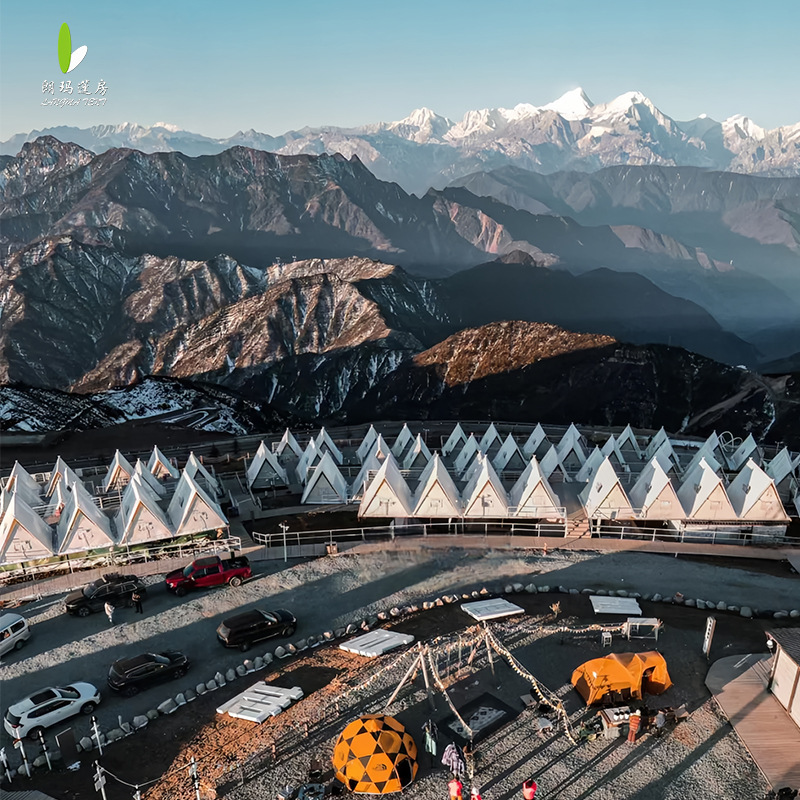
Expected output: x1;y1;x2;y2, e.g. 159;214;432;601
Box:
706;653;800;788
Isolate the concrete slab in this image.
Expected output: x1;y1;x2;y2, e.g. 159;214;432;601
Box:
216;682;303;723
339;630;414;657
461;598;525;621
590;596;642;615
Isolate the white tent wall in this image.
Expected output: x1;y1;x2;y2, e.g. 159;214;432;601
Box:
677;459;736;520
148;446;180;480
478;423;502;455
493;434;527;472
56;483;116;554
628;458;682;520
46;456;80;498
766;448;796;489
413;455;463;517
115;477;173;545
683;443;723;477
462;452;487;487
134;460;167;496
454;435;480;476
356;425;379;462
391;424;415;459
617;424;643;459
579;457;634;519
645;428;669;460
727;459;790;522
601;435;627;467
102;450;135;493
296;440;320;484
522;423;548;458
168;472;228;537
441;423;467;456
301;452;349;505
315;428;343;464
726;434;760;471
358;456;414;518
277;429;303;459
0;494;55;563
246;442;288;489
184;453;221;497
463;460;509;518
509;458;563;519
575;447;605;483
652;439;681;475
403;435;433;471
539;445;569;482
351;452;384;498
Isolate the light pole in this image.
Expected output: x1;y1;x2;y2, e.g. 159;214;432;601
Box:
279;522;289;563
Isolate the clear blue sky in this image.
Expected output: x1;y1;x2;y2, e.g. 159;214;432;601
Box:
1;0;798;140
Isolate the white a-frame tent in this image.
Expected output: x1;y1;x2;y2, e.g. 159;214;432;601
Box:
478;423;503;455
652;439;681;475
462;451;487;487
276;428;303;460
301;451;349;505
403;435;433;471
7;462;42;507
628;458;682;520
352;452;384;498
134;460;166;496
168;472;229;537
509;458;563;519
575;446;605;483
366;434;392;463
413;454;463;518
726;433;760;471
0;494;54;563
184;453;221;497
147;446;179;481
539;444;569;482
356;425;379;463
442;423;467;457
454;434;481;476
463;459;508;518
765;448;796;491
617;424;643;460
601;435;627;468
522;423;549;458
556;423;587;470
358;454;414;518
296;439;321;484
579;457;634;519
677;458;736;520
115;476;173;545
727;459;789;522
645;427;670;461
391;423;415;459
246;442;289;489
315;428;343;465
46;456;80;498
102;450;135;493
493;433;527;472
683;443;723;477
56;482;116;554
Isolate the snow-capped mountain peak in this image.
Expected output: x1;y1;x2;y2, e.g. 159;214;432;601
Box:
541;87;593;119
723;114;766;141
388;107;454;143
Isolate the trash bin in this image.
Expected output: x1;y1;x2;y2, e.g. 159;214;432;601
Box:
326;543;339;555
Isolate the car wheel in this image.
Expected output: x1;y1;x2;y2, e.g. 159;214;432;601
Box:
175;586;187;598
77;606;91;618
283;626;296;638
27;726;45;741
172;667;187;679
123;686;140;698
14;639;26;651
239;641;251;652
228;576;243;588
81;702;97;715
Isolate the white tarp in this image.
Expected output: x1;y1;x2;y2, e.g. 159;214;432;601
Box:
461;598;525;620
217;683;303;723
590;596;642;615
339;630;415;657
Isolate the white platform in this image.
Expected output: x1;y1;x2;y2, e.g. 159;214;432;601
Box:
339;629;414;657
216;683;303;723
590;596;642;616
461;598;525;621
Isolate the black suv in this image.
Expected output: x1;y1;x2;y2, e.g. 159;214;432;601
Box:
216;608;296;651
65;574;147;617
107;651;189;696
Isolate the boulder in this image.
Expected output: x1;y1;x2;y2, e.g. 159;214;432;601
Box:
401;606;412;615
360;621;370;631
80;736;94;751
377;611;389;621
462;593;471;600
334;628;346;638
322;631;335;641
146;709;160;720
274;646;287;658
581;588;594;595
479;587;489;595
157;699;178;715
774;611;789;619
504;585;514;594
652;593;662;603
215;671;226;687
196;682;207;695
263;652;274;665
471;591;480;599
345;623;358;634
389;607;402;618
206;680;218;692
435;598;444;607
641;594;651;601
243;659;255;672
525;584;538;594
132;715;149;730
423;601;434;610
716;601;727;611
569;588;579;595
176;692;187;706
17;765;30;776
121;722;133;735
538;585;550;593
106;728;125;742
596;589;607;596
630;592;642;599
409;605;420;613
236;665;247;677
727;606;739;613
791;610;800;619
740;606;753;618
295;639;308;651
607;590;617;597
512;583;524;593
684;599;696;607
445;595;458;604
34;754;49;768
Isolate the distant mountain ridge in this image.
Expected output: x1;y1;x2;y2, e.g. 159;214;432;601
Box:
3;88;799;194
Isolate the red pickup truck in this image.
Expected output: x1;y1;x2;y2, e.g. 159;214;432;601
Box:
165;554;251;597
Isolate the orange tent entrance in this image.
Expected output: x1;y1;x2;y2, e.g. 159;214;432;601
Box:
571;651;672;705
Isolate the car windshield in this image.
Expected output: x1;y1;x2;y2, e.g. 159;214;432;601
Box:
58;687;80;700
152;654;170;665
182;565;194;578
260;611;277;624
5;710;21;725
82;581;102;598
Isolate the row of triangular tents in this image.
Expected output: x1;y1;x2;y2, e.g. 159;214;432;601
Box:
0;448;228;564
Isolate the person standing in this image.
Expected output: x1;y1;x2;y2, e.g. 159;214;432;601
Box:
627;709;642;744
448;776;463;800
423;720;439;768
131;589;144;614
104;600;115;625
654;709;666;738
522;778;537;798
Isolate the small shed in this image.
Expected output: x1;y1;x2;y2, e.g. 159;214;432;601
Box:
767;630;800;729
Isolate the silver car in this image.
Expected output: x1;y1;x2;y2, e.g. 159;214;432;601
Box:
4;683;100;740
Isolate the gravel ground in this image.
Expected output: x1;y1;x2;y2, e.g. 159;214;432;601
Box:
3;546;799;799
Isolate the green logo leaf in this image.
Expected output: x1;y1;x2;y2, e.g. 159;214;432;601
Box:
58;23;72;74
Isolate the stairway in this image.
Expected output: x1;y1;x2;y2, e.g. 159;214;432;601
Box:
569;516;591;539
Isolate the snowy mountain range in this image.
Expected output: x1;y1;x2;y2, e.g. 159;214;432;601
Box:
3;89;799;194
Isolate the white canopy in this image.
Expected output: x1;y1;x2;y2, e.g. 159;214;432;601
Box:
102;450;135;492
168;472;228;536
359;454;414;518
509;458;563;518
276;428;303;459
0;494;54;563
56;482;116;554
441;423;467;456
366;434;392;463
314;427;343;465
652;439;681;474
462;459;508;517
115;476;173;545
579;457;634;519
727;459;790;522
413;454;462;517
522;423;549;458
628;458;682;520
147;446;179;480
391;423;415;459
402;434;432;471
301;451;349;505
246;442;289;489
356;425;379;462
677;458;736;520
493;433;527;472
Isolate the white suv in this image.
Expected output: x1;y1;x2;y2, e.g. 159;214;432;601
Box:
4;683;100;740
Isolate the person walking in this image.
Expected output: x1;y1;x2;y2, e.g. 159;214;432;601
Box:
104;600;115;625
448;776;463;800
627;709;642;743
654;709;666;738
131;589;144;614
522;778;537;798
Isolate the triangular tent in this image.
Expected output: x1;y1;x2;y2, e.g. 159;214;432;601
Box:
765;448;795;488
493;433;527;472
556;423;587;470
617;424;643;459
391;423;415;459
652;439;681;474
351;452;385;498
7;462;43;507
301;451;349;505
509;458;563;518
683;443;722;477
522;423;549;458
102;450;135;492
296;439;320;484
46;456;80;498
677;458;736;520
478;423;503;455
727;459;789;522
413;454;462;518
147;446;179;481
134;459;166;496
168;472;228;536
184;453;221;497
601;435;627;468
454;434;480;476
579;457;634;519
315;427;343;465
402;435;432;471
366;434;392;463
441;423;467;457
539;444;569;483
644;427;669;461
246;442;289;489
356;425;379;463
56;482;116;554
726;433;759;471
462;459;508;517
575;446;605;483
0;494;54;563
115;476;173;545
462;451;486;487
628;458;682;520
276;428;303;460
358;455;414;518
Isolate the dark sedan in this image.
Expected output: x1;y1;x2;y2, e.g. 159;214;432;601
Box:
216;608;296;651
107;651;189;696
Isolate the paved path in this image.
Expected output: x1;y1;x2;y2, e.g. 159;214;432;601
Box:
706;654;800;789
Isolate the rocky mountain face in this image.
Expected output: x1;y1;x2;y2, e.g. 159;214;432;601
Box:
3;89;798;194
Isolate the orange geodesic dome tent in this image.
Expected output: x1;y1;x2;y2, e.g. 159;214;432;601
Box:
571;651;672;706
332;714;418;793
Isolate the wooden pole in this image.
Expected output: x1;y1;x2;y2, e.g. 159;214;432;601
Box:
385;648;422;710
420;647;436;711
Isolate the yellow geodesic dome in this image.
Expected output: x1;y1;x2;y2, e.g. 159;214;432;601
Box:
332;714;418;793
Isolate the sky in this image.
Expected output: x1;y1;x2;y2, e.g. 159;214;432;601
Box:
1;0;798;140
